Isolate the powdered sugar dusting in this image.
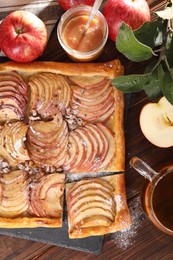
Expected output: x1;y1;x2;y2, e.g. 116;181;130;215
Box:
114;194;123;211
112;195;146;249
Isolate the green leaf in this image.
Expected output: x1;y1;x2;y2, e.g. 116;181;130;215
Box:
144;60;158;73
166;32;173;68
160;72;173;104
144;64;164;99
134;19;167;48
112;73;151;93
116;22;154;62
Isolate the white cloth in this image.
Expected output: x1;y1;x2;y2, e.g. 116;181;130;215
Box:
0;0;62;56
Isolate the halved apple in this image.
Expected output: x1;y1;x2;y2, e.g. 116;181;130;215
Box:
140;97;173;147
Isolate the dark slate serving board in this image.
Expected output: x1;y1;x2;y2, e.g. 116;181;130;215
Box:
0;218;103;254
0;94;131;254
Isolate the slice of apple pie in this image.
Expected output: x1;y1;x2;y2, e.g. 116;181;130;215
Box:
66;175;132;238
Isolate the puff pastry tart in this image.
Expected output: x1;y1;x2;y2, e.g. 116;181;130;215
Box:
66;175;132;238
0;60;132;234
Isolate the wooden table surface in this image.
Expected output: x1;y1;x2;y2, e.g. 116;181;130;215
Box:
0;1;173;259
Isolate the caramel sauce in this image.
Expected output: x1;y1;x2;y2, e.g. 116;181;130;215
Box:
62;15;104;52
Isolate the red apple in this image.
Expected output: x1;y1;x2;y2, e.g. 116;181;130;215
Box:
103;0;150;41
0;10;47;62
58;0;95;11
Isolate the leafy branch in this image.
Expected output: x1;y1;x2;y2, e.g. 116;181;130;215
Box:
112;0;173;104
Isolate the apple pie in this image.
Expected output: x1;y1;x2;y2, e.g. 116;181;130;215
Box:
66;174;132;238
0;60;132;236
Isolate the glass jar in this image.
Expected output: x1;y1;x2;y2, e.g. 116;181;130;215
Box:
57;5;108;62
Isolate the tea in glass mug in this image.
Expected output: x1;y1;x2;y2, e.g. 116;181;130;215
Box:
130;157;173;235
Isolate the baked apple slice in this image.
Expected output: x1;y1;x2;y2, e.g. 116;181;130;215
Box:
70;194;114;216
69;76;108;89
28;72;71;118
63;134;80;171
0;72;27;121
50;74;71;111
0;170;29;217
69;178;114;197
96;123;116;171
73;207;115;226
74;127;94;171
0;72;27;97
28;173;65;218
78;215;112;228
0;122;29;167
63;130;86;172
84;124;108;171
75;95;114;122
66;177;116;233
26;116;68;167
73;177;114;190
72;81;111;101
71;81;115;123
64;123;115;173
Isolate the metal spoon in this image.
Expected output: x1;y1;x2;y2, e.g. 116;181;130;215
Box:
83;0;103;33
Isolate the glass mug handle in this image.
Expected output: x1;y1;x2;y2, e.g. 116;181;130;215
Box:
130;156;158;182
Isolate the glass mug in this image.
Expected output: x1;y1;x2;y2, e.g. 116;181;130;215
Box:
130;156;173;236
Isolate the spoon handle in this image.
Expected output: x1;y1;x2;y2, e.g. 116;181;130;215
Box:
85;0;103;31
130;156;158;182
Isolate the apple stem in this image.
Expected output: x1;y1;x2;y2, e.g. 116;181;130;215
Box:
152;20;173;75
15;27;23;34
